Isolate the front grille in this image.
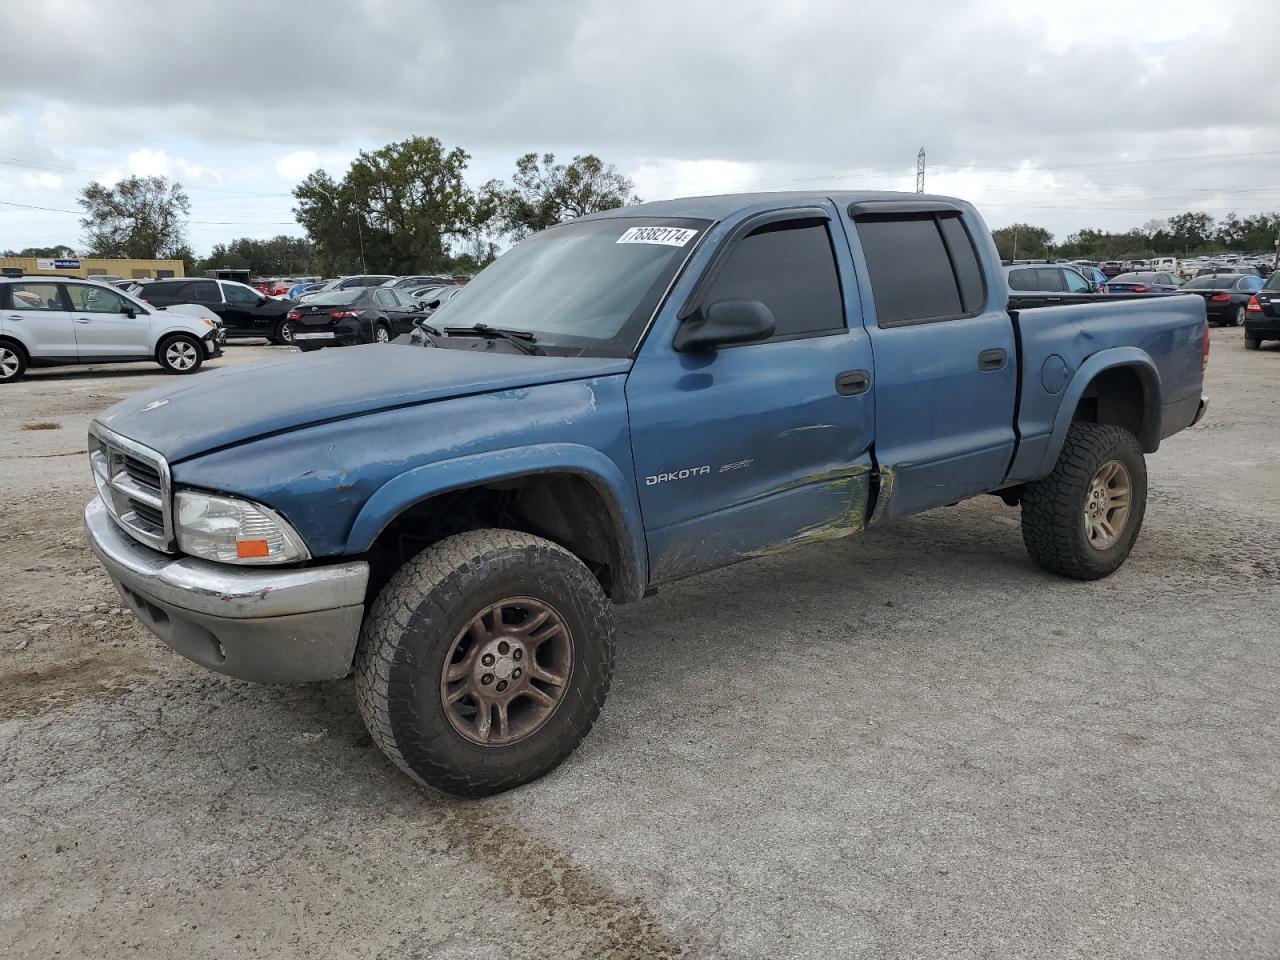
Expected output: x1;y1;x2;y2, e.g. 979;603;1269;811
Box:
89;425;174;553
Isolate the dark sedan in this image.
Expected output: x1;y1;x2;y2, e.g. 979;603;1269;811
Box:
1101;271;1182;294
1244;271;1280;349
286;286;433;350
1181;273;1264;327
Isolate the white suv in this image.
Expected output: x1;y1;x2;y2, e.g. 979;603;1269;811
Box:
0;277;224;384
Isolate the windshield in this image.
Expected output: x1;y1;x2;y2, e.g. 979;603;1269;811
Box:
432;216;710;356
1111;273;1158;283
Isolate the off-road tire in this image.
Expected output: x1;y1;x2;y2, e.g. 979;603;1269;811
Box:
0;341;28;383
353;528;615;797
1021;422;1147;580
1244;337;1261;351
156;333;204;375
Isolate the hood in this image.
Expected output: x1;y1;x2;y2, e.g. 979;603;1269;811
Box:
96;343;632;462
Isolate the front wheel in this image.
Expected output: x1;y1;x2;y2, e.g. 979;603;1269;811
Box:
354;529;615;797
274;318;296;345
1021;422;1147;580
157;334;204;375
0;342;28;383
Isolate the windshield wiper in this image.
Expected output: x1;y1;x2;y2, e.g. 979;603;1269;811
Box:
444;323;540;355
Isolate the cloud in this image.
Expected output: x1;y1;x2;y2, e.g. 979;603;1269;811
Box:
127;148;170;177
276;150;319;181
1;0;1279;251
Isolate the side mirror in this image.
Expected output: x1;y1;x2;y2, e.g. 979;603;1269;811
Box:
673;299;775;352
256;296;268;306
120;305;136;318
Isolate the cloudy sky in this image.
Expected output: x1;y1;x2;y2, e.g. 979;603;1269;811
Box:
2;0;1278;255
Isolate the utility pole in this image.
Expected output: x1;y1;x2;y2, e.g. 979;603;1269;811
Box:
1273;226;1279;271
916;147;926;194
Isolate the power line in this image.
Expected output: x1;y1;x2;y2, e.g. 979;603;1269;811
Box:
0;199;297;225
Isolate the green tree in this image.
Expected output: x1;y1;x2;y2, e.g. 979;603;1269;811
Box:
486;152;640;238
293;137;480;274
1;244;76;258
991;223;1054;260
78;176;190;259
199;235;320;275
1166;211;1214;253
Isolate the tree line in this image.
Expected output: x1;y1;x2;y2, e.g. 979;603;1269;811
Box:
992;211;1280;262
47;136;638;277
35;143;1280;275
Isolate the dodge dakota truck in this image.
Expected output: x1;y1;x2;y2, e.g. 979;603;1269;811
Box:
83;192;1209;796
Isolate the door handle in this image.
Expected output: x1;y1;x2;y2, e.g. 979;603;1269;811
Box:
835;369;871;396
75;318;94;324
5;315;22;321
978;348;1007;371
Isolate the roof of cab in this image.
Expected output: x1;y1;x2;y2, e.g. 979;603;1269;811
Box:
575;190;971;223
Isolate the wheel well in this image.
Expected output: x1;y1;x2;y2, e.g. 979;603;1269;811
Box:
365;473;630;603
1072;365;1159;452
0;335;28;361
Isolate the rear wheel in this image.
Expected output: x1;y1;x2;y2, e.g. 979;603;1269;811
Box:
354;529;615;797
1233;306;1246;327
0;342;27;383
1245;336;1261;350
1021;422;1147;580
157;334;204;375
373;322;391;344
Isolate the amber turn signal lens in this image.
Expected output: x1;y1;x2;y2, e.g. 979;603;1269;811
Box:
235;539;271;559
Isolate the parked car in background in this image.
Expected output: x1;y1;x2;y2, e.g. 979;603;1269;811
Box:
1101;272;1182;294
416;284;465;317
0;277;222;383
287;280;327;300
1244;271;1280;350
1074;265;1108;291
1005;263;1095;296
1180;273;1264;326
285;285;434;349
1195;264;1264;278
297;275;396;301
1100;260;1124;277
138;277;299;343
383;275;452;290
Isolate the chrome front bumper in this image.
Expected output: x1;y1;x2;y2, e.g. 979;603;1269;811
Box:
84;496;369;683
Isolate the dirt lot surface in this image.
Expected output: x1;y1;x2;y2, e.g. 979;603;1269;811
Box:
2;333;1278;959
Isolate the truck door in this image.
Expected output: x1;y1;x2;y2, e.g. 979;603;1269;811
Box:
842;203;1017;519
626;205;876;583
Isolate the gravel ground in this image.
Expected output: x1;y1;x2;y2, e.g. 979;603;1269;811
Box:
2;332;1278;959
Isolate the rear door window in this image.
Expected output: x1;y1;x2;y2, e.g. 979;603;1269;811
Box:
5;282;63;310
698;218;845;340
1035;268;1065;292
1007;269;1038;291
855;213;986;324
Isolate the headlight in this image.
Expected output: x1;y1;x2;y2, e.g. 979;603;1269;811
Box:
175;489;310;564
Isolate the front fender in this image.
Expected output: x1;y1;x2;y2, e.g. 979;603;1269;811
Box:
345;442;648;602
1034;347;1162;477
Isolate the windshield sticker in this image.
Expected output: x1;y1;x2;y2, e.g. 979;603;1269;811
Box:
616;226;698;247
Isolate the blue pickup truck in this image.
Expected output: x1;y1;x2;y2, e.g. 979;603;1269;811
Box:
84;192;1209;796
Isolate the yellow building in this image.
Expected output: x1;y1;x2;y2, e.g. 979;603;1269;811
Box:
0;256;185;280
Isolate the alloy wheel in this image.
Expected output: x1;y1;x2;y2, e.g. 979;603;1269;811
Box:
165;340;198;371
375;325;391;343
1083;459;1132;549
439;597;573;746
1235;306;1246;326
279;320;295;343
0;347;19;380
